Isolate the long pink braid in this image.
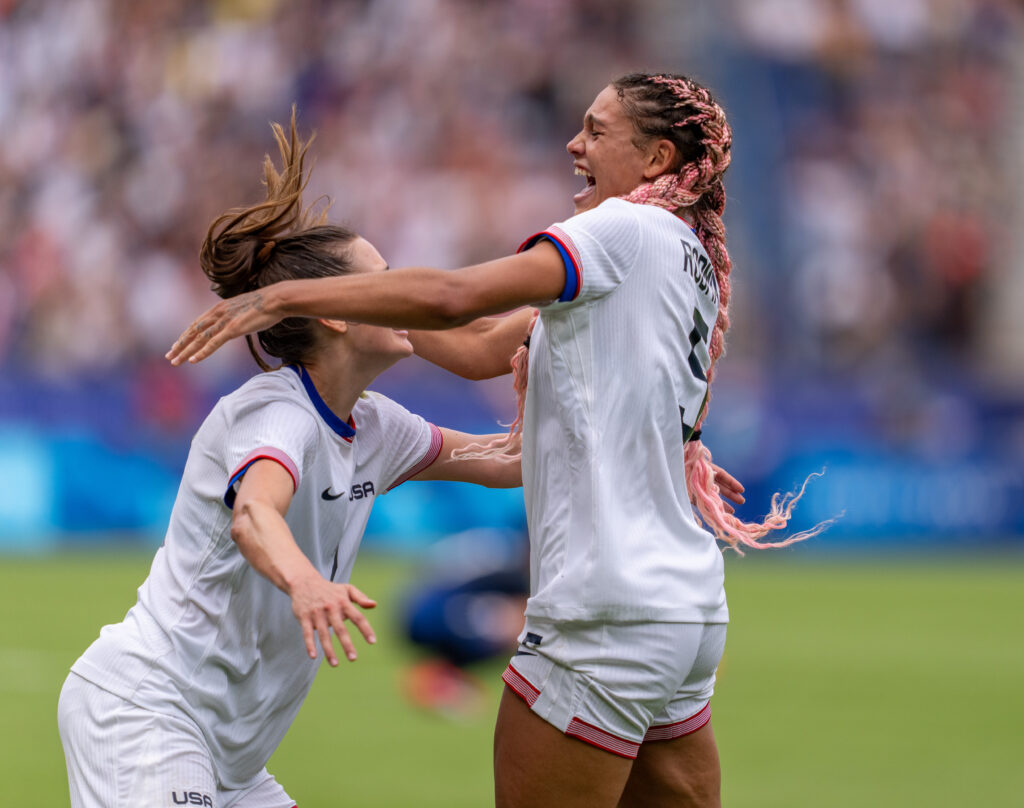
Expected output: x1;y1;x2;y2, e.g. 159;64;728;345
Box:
618;73;828;552
461;75;828;551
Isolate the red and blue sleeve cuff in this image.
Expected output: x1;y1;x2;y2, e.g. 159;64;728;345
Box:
386;423;443;491
223;447;300;509
518;226;581;302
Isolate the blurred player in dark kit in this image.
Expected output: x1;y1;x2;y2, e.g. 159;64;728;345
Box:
399;529;529;717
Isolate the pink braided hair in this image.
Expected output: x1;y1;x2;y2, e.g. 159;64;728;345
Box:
461;74;828;551
617;72;827;552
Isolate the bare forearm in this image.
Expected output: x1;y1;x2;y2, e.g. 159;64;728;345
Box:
477;455;523;488
415;429;523;487
453;440;523;488
230;501;318;594
271;265;536;330
167;242;564;366
410;310;533;379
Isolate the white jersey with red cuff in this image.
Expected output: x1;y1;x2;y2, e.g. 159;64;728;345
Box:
517;197;728;623
70;365;441;788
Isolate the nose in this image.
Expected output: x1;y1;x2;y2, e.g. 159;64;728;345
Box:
566;131;583;155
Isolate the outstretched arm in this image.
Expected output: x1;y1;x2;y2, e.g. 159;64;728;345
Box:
411;428;522;488
230;459;377;666
409;308;535;380
168;242;565;365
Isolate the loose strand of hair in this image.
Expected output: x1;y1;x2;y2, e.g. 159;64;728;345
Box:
205;109;315;248
685;443;834;554
245;334;276;372
450;333;532;462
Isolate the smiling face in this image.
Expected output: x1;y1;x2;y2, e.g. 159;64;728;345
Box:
566;85;659;215
341;237;414;361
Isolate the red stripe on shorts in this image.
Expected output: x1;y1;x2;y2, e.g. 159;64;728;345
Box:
502;664;540;707
642;701;711;743
565;716;640;759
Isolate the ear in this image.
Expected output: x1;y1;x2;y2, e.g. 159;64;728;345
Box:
318;318;348;335
643;139;678;180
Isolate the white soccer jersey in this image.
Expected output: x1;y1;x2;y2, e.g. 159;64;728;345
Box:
518;197;728;624
71;365;441;788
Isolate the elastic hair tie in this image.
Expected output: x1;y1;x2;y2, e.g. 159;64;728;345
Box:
257;240;277;263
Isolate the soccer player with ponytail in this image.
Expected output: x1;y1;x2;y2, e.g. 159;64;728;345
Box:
170;74;823;807
59;112;520;808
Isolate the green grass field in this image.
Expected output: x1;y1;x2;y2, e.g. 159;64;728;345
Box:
2;550;1022;806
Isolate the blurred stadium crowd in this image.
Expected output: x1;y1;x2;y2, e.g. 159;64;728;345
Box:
737;0;1018;367
1;0;1022;543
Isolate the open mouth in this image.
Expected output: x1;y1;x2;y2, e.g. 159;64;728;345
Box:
573;165;596;206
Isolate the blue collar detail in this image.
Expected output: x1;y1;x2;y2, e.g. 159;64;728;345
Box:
288;364;356;440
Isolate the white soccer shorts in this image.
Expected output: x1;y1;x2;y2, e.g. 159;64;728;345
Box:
502;618;727;758
58;673;296;808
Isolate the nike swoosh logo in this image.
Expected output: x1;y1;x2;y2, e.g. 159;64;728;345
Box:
321;488;344;501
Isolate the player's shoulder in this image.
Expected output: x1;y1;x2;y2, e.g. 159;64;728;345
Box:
218;367;292;401
614;201;711;261
564;198;678;245
215;367;313;423
353;391;429;446
353;389;413;424
568;197;641;228
587;197;696;229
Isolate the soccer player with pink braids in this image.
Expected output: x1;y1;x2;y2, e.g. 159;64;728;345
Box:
170;73;823;807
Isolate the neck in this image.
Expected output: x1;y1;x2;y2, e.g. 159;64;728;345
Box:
300;351;389;421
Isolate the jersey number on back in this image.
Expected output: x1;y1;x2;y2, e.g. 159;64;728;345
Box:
679;306;712;442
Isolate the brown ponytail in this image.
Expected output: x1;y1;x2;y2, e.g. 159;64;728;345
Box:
199;107;359;370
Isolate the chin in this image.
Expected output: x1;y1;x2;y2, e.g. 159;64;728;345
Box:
573;195;601;215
